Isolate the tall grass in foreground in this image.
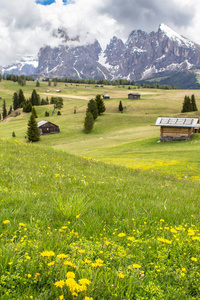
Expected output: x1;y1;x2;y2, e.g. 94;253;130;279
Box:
0;139;200;299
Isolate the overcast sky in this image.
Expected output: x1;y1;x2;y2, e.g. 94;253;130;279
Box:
0;0;199;65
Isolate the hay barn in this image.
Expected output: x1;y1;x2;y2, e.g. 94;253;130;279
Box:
155;117;199;142
37;120;60;135
128;93;140;99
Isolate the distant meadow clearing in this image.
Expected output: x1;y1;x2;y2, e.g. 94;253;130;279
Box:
0;81;200;299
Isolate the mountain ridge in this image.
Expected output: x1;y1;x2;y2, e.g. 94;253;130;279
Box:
1;24;200;82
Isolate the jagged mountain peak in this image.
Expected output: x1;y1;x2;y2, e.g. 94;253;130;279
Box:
1;24;200;81
159;23;195;47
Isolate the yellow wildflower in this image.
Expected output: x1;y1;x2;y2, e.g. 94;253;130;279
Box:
118;273;125;279
3;220;10;224
118;233;126;237
191;257;197;262
54;280;65;288
19;223;25;227
40;250;55;257
132;264;141;269
79;278;91;285
66;272;75;279
57;253;68;259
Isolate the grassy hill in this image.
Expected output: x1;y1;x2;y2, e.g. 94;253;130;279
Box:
0;80;200;299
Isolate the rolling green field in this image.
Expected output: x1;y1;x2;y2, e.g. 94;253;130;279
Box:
0;80;200;299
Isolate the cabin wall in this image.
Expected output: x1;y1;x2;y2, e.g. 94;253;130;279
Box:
160;126;193;141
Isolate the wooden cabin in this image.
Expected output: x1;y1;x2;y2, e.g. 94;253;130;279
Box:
128;93;140;100
37;120;60;135
103;95;110;99
155;117;199;142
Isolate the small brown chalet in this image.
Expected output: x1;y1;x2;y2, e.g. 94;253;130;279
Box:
37;120;60;135
128;93;140;100
155;117;199;142
103;95;110;99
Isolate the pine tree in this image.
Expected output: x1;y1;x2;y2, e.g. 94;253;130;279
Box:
181;96;191;113
30;89;40;106
8;106;12;115
13;92;19;110
27;114;40;142
32;107;38;118
84;112;94;133
95;94;106;115
86;99;98;120
18;89;26;107
23;100;32;113
119;101;123;113
36;80;40;87
191;94;198;111
2;100;7;119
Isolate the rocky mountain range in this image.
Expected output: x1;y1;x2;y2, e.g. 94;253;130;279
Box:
2;24;200;81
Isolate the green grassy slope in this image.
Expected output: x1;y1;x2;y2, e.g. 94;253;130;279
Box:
0;139;200;299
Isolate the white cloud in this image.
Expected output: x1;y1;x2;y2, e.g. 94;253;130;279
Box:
0;0;200;66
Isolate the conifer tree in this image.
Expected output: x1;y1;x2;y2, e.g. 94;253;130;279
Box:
32;107;38;118
119;100;123;113
191;94;198;111
2;100;7;119
84;112;94;133
13;92;19;110
36;80;40;87
27;113;40;142
95;94;106;115
18;89;26;107
181;96;191;113
23;100;32;113
86;99;98;120
30;89;40;106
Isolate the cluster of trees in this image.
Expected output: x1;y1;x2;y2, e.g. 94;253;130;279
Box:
84;94;106;133
1;100;12;120
138;83;179;90
139;71;200;90
181;95;198;113
43;77;135;86
1;74;35;86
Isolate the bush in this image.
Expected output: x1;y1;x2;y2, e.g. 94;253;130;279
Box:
84;112;94;133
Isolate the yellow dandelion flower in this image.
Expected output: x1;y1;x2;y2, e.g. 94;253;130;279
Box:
127;236;135;242
57;254;68;259
118;273;125;279
27;274;32;278
40;250;55;257
132;264;141;269
54;280;65;288
66;272;75;279
191;257;197;262
59;295;64;300
76;214;81;219
79;278;91;285
3;220;10;224
19;223;25;227
64;261;73;267
118;233;126;237
84;259;92;264
78;249;85;254
84;297;93;300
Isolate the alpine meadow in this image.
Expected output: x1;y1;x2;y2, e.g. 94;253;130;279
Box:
0;79;200;299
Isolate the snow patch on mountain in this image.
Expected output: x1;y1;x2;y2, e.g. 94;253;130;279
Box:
159;23;195;48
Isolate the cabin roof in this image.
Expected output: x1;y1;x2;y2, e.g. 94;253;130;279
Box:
155;117;199;128
128;93;140;96
37;120;58;128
